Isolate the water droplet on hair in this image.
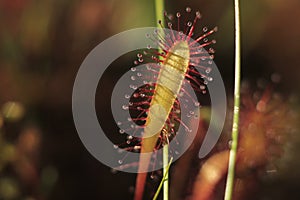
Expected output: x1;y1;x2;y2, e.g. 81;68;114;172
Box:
130;85;137;90
133;60;138;65
168;14;174;20
168;22;172;28
207;77;213;81
204;80;208;85
118;160;123;164
131;67;136;72
117;121;122;126
122;105;129;110
194;102;200;107
176;12;181;18
203;38;208;42
147;45;151;49
196;11;201;18
205;67;212;73
138;58;143;62
131;76;136;81
186;7;191;13
125;94;130;99
128;102;134;106
137;72;142;77
209;48;215;53
203;27;208;32
187;21;192;27
145;33;150;38
133;93;139;98
113;144;118;149
119;129;125;134
200;85;206;90
137;53;142;58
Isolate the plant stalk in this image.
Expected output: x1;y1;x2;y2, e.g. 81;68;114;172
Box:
154;1;169;200
163;144;169;199
224;0;241;200
153;157;173;200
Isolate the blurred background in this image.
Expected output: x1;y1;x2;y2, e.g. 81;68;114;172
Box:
0;0;299;199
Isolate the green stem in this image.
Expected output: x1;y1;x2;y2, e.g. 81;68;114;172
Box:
163;144;169;199
154;1;169;200
153;157;173;200
224;0;241;200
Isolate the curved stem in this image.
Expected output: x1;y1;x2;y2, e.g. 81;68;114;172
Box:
153;157;173;200
163;144;169;199
224;0;241;200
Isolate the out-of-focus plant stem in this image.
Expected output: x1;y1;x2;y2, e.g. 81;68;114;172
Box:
224;0;241;200
153;157;173;200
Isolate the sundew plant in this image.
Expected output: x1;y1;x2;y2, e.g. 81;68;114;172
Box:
132;0;240;199
111;0;299;200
